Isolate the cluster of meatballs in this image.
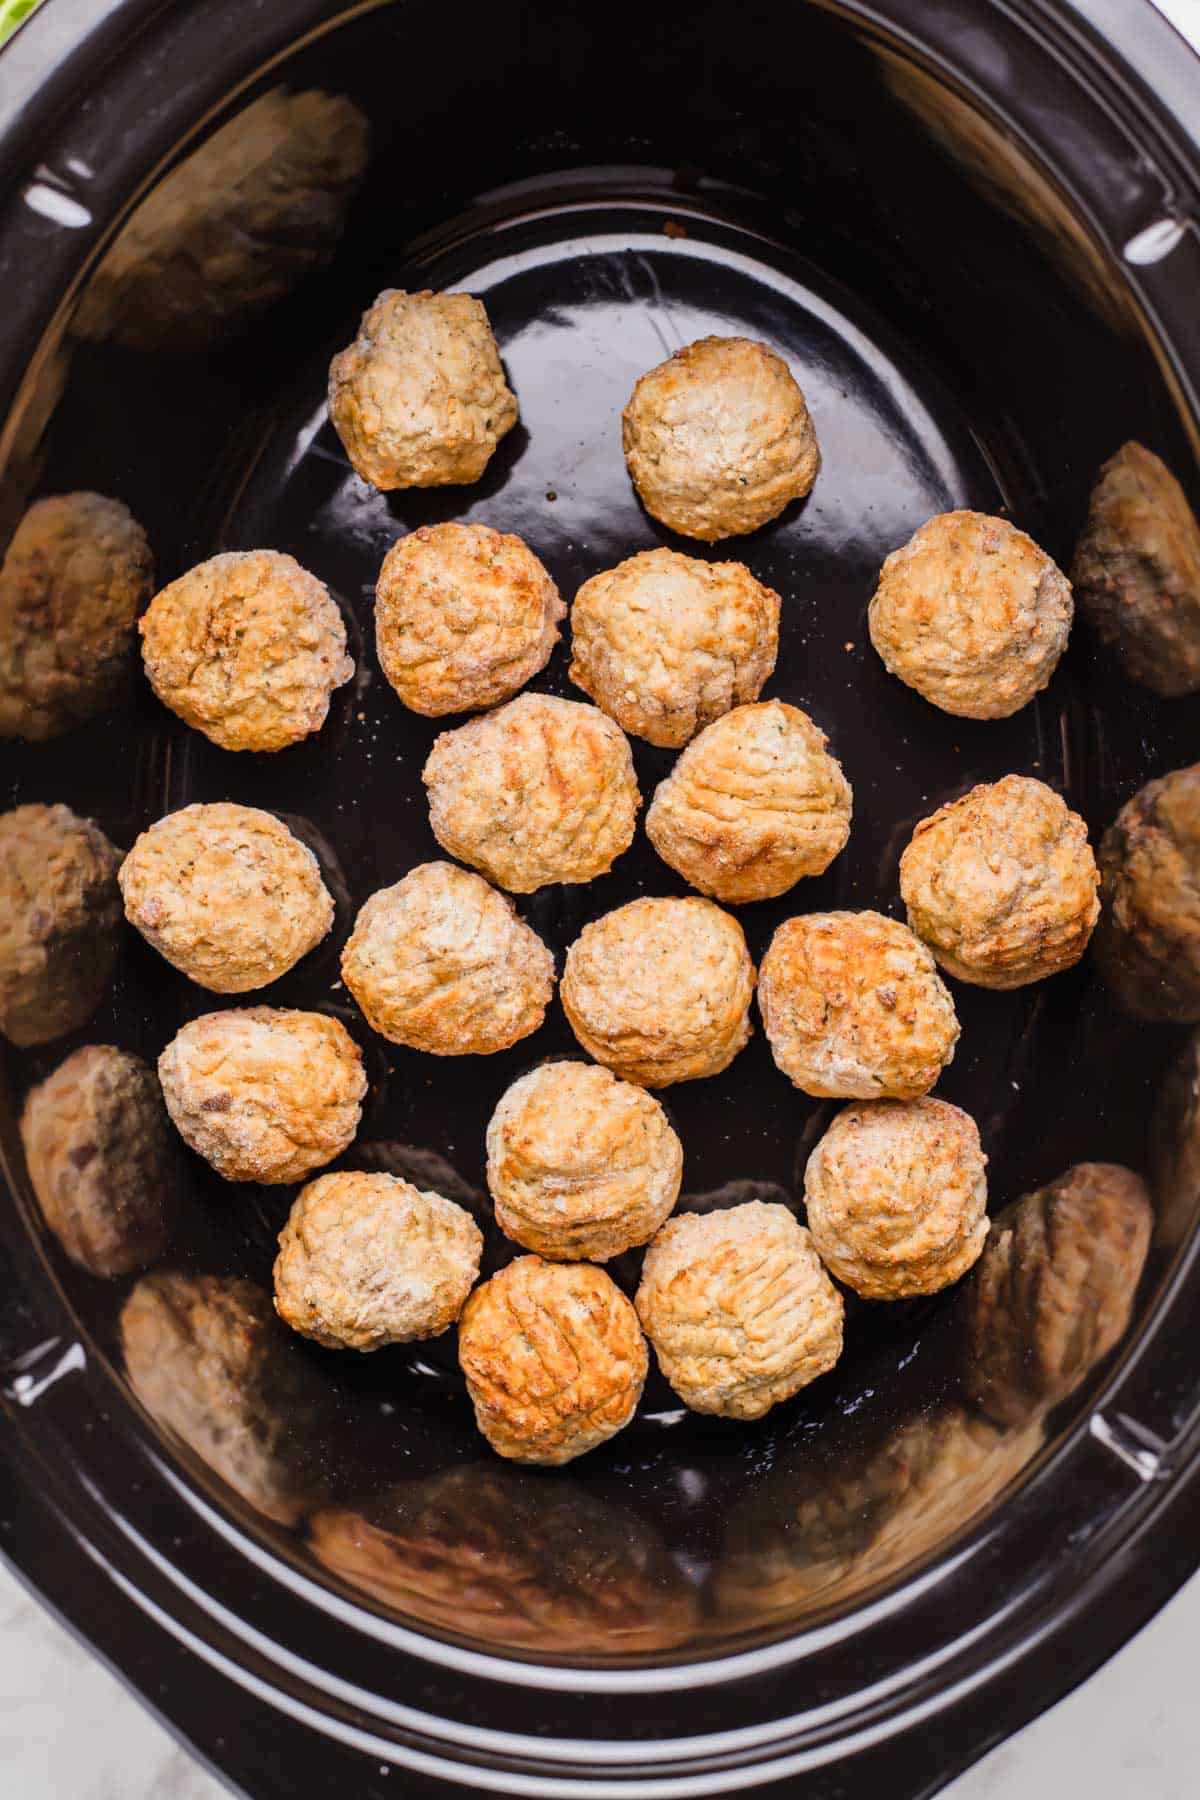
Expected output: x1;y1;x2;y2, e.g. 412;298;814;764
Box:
13;276;1183;1476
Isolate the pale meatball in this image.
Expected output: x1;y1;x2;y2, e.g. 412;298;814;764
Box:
569;548;779;749
0;492;154;741
375;522;564;716
561;896;755;1087
622;335;820;541
139;549;353;752
868;511;1073;718
759;911;959;1100
486;1061;683;1261
328;288;517;490
457;1255;647;1466
1093;763;1200;1021
340;862;553;1054
646;700;851;900
274;1171;482;1351
422;692;639;893
900;775;1100;988
158;1006;365;1183
636;1202;843;1420
0;802;122;1046
20;1046;170;1278
1072;442;1200;697
804;1097;989;1299
119;803;333;993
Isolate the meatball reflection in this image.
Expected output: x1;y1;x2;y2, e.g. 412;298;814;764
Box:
1094;762;1200;1021
0;803;122;1046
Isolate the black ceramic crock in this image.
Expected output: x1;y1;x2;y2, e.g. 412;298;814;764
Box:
1;1;1199;1795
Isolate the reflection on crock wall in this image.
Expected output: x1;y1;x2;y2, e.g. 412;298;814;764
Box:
1072;442;1200;697
308;1464;699;1656
74;88;369;355
1093;761;1200;1021
1151;1032;1200;1253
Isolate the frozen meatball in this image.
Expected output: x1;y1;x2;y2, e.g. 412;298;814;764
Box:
900;775;1099;988
868;511;1073;718
0;802;122;1046
458;1255;647;1466
340;861;553;1054
158;1006;365;1183
328;288;517;490
274;1171;482;1351
20;1046;170;1278
422;692;639;893
759;911;959;1099
804;1097;989;1299
1072;442;1200;697
622;335;820;541
140;549;353;752
1093;763;1200;1021
375;522;563;716
569;547;779;749
561;896;755;1087
636;1202;843;1420
119;803;333;993
0;492;154;741
646;700;851;900
486;1061;683;1261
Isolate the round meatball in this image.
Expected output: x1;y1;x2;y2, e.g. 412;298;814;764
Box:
20;1046;170;1278
1094;763;1200;1021
328;288;517;490
759;911;959;1099
561;896;755;1087
622;335;820;541
422;692;640;893
804;1097;988;1299
139;549;353;752
636;1202;843;1420
375;522;564;716
0;492;154;741
1072;442;1200;697
569;547;779;749
486;1061;683;1261
900;775;1099;988
0;802;122;1046
158;1006;365;1183
119;803;333;993
274;1171;482;1351
646;700;851;900
868;511;1073;718
458;1255;647;1466
340;861;553;1054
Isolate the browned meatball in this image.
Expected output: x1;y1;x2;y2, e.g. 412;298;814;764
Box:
1093;762;1200;1020
0;802;122;1046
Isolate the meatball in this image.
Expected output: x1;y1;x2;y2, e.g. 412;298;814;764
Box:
119;803;333;993
868;510;1073;718
646;700;852;900
803;1097;989;1299
569;547;779;749
1072;442;1200;697
340;861;554;1054
622;335;820;541
422;692;640;893
274;1171;482;1351
19;1046;170;1277
375;522;564;716
1093;763;1200;1021
0;492;154;741
486;1061;683;1261
328;288;517;490
458;1255;647;1465
561;896;755;1087
900;775;1099;988
0;802;122;1046
636;1202;843;1419
158;1006;365;1183
758;911;959;1099
139;549;353;752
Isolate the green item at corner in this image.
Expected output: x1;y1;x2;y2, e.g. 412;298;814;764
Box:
0;0;43;46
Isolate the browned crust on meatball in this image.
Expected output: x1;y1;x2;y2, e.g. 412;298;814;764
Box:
1093;762;1200;1021
0;802;122;1046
